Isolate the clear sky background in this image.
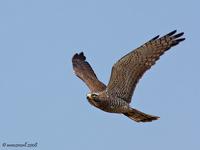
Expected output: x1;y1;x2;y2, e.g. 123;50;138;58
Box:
0;0;199;150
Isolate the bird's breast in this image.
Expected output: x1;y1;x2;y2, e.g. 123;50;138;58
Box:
98;99;130;113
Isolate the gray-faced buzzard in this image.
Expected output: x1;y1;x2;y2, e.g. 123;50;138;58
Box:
72;30;185;123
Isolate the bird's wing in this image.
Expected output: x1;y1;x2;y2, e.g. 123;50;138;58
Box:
106;30;185;103
72;52;106;92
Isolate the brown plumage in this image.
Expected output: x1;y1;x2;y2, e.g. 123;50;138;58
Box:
72;52;106;92
72;30;185;123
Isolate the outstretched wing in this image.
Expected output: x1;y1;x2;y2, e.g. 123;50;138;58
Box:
72;52;106;92
106;30;185;103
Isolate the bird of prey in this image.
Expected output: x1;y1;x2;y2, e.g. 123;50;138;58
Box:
72;30;185;123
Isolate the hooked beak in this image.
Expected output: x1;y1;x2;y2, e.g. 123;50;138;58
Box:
87;93;92;100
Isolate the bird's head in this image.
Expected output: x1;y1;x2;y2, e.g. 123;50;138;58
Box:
86;92;101;107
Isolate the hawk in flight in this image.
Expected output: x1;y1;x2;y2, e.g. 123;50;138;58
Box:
72;30;185;123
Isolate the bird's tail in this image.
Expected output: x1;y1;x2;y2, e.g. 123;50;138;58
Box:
123;108;159;123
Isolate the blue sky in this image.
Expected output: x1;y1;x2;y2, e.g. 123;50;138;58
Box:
0;0;199;149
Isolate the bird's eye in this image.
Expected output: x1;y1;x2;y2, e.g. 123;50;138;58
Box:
92;94;98;98
91;94;101;102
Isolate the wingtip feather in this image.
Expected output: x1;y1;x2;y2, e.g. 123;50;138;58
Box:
72;52;86;61
166;30;177;36
173;32;184;38
150;35;160;41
